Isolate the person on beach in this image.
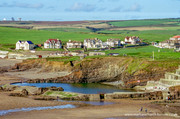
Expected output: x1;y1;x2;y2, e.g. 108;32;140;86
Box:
140;107;143;112
57;96;59;101
145;109;147;113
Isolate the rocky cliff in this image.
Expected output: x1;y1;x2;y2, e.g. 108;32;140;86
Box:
11;57;180;88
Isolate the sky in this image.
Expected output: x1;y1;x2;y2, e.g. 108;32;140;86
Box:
0;0;180;21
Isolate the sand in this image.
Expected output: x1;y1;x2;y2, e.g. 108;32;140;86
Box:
0;98;177;119
4;68;71;80
0;74;21;85
0;59;22;67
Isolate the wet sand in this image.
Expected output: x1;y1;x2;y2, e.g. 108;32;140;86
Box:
0;92;81;110
0;99;177;119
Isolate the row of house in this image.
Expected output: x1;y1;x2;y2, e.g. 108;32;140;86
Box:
15;36;142;50
153;35;180;50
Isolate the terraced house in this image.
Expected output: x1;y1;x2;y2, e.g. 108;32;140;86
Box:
44;39;62;49
106;39;121;47
66;40;83;48
84;38;103;48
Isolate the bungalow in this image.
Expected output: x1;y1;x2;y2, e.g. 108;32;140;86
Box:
44;39;62;49
67;40;83;48
124;36;141;45
106;39;121;47
16;41;35;50
84;38;103;48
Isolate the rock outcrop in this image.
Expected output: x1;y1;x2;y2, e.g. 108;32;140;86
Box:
10;57;180;88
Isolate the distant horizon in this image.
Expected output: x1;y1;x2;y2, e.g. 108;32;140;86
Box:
1;17;180;22
1;0;180;21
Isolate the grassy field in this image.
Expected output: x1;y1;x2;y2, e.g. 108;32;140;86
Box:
46;56;81;63
41;28;91;33
98;30;180;42
1;18;180;45
104;46;180;60
0;27;121;44
108;19;180;27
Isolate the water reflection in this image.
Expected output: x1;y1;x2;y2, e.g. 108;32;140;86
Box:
59;100;114;106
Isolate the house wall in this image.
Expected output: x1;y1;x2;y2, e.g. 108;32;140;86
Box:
44;43;49;49
16;41;34;50
44;42;62;49
16;42;21;50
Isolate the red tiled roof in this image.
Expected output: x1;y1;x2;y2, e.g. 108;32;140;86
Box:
173;35;180;38
45;39;61;44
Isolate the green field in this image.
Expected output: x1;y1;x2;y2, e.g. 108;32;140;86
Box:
0;27;121;44
41;27;91;33
108;19;180;27
104;46;180;60
98;30;180;42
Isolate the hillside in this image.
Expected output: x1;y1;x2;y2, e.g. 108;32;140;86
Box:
10;57;180;88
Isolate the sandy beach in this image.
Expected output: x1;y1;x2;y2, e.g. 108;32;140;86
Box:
0;98;177;119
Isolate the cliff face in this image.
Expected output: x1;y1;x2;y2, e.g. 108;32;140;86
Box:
12;57;180;88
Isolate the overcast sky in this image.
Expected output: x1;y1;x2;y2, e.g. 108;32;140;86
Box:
0;0;180;21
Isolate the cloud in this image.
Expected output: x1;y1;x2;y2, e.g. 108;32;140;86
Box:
0;2;44;9
97;7;106;11
65;3;96;12
109;6;122;12
124;4;142;12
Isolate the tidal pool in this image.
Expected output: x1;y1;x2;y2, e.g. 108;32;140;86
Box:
13;83;135;94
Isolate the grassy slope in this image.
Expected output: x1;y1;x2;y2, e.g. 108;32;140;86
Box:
105;46;180;60
0;27;120;44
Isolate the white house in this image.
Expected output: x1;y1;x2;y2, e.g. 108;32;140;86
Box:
67;40;83;48
44;39;62;49
16;41;35;50
106;39;121;47
124;36;141;45
158;35;180;49
84;38;103;48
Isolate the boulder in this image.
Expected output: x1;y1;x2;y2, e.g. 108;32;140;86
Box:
21;89;28;96
0;86;3;91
